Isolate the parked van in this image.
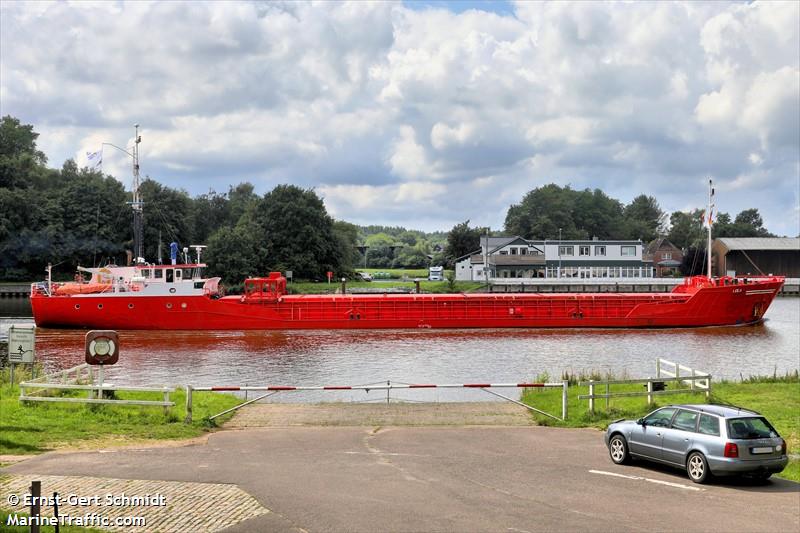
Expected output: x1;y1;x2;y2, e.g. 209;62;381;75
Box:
428;266;444;281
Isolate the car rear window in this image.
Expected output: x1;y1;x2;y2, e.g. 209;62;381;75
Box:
727;417;779;439
672;410;698;432
698;414;720;436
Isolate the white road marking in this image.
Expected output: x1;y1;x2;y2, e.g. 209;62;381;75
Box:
343;451;429;457
589;470;703;491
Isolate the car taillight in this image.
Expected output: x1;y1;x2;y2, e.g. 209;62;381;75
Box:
724;442;739;458
780;439;787;455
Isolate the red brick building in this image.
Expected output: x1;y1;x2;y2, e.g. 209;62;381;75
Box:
645;238;683;277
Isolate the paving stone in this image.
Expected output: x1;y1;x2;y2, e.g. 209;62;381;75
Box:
0;474;269;532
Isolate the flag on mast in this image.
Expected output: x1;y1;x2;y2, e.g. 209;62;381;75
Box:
86;149;102;169
707;179;715;226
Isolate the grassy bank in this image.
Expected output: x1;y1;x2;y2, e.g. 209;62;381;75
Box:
0;367;242;456
288;279;483;294
521;372;800;481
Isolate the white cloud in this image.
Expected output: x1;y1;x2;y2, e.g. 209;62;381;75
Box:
0;0;797;234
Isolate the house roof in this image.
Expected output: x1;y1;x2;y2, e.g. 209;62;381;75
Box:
645;238;680;256
715;237;800;251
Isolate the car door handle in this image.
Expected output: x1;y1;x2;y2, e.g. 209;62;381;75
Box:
656;432;661;436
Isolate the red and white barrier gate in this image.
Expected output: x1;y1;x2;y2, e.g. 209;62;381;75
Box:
185;380;569;423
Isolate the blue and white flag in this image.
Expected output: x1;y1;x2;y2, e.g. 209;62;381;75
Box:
86;150;102;168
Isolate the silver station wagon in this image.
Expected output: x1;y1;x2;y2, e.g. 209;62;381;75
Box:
604;404;788;483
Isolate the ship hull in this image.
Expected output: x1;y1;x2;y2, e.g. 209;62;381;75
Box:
30;279;784;330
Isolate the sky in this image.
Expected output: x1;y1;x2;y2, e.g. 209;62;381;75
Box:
1;0;798;235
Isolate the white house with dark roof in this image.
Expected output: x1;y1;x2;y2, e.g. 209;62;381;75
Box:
455;236;654;281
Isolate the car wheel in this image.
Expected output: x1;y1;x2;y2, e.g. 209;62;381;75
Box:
686;452;711;484
609;435;630;465
752;471;772;481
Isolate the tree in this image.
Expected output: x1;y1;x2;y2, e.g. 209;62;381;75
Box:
332;220;360;274
0;115;47;189
139;179;194;262
667;209;705;250
391;247;429;269
191;189;231;245
624;195;665;242
444;220;484;268
205;222;264;285
732;208;773;237
227;182;258;226
246;185;341;279
504;184;579;239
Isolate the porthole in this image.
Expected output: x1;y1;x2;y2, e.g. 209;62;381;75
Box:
128;303;134;309
74;304;80;310
169;288;176;294
181;302;187;309
97;304;103;310
166;303;172;309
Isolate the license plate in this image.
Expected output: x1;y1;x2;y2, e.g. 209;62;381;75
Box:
751;447;773;454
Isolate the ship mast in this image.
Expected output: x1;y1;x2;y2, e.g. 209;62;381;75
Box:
707;178;714;279
132;124;144;264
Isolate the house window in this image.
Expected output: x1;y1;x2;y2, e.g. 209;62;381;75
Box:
520;248;528;255
579;245;590;256
621;246;636;257
499;251;508;255
511;248;517;255
559;246;574;256
595;246;606;256
663;252;672;260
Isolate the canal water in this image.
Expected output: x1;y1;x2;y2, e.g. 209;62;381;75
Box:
2;297;798;402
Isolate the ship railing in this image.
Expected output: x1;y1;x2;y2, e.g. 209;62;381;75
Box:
579;359;711;414
185;380;569;424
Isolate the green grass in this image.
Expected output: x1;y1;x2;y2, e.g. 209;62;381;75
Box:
0;367;242;455
0;508;104;532
288;279;483;294
360;268;435;279
521;373;800;481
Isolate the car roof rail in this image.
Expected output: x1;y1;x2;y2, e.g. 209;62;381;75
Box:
705;402;761;416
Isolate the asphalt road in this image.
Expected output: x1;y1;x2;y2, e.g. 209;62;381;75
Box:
3;426;799;532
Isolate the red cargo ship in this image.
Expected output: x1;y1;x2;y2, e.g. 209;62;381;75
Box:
30;130;784;330
30;267;783;330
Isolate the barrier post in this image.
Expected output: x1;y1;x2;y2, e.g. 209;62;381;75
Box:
588;380;594;414
185;385;193;424
647;379;653;406
562;380;568;420
30;480;41;533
